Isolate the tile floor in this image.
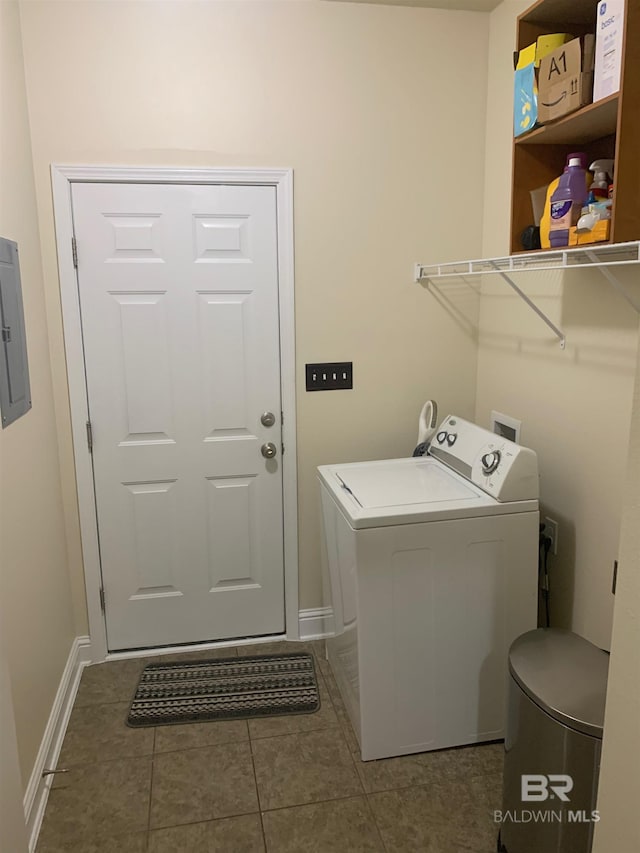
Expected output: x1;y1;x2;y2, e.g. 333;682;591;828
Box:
36;640;504;852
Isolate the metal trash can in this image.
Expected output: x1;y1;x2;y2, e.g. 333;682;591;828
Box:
498;629;609;853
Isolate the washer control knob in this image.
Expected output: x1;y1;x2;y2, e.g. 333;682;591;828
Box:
481;450;501;475
446;433;457;446
436;431;447;444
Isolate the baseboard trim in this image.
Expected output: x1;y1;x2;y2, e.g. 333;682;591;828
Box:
24;635;92;852
298;607;335;640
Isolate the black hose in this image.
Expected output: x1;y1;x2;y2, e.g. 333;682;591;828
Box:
543;536;552;627
538;524;551;628
539;525;552;628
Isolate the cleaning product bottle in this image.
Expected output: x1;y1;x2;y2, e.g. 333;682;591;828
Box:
549;157;588;248
540;153;590;249
589;159;615;199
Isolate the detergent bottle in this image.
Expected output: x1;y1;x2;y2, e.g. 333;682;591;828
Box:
549;157;588;248
540;153;591;249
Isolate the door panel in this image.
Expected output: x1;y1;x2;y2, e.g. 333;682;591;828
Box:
71;182;284;650
199;291;252;433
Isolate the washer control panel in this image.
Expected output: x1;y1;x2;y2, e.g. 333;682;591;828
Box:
435;428;458;448
429;415;538;502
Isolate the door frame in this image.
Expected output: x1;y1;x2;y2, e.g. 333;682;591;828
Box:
51;165;298;661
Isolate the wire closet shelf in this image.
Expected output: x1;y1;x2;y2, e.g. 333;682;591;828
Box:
414;241;640;349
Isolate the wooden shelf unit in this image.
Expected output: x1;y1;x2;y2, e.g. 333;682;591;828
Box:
510;0;640;254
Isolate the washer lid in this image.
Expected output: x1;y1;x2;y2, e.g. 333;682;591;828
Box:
317;457;534;529
336;459;478;507
509;629;609;739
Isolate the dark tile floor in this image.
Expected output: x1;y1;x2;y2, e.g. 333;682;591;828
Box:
36;640;504;852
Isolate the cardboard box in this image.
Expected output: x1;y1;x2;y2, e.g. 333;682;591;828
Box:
594;0;625;102
538;36;595;123
513;34;573;137
514;34;573;70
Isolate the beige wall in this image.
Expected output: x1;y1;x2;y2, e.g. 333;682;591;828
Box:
0;0;75;791
19;0;489;616
477;0;638;650
592;323;640;849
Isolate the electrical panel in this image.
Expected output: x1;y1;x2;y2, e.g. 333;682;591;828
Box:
0;238;31;427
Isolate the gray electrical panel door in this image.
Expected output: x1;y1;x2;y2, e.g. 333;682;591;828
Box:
0;238;31;427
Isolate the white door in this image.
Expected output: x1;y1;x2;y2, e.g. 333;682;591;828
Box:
71;182;285;650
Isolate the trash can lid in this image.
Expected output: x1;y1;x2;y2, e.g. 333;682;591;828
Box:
509;628;609;739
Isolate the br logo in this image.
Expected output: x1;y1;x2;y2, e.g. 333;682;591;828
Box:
521;775;573;802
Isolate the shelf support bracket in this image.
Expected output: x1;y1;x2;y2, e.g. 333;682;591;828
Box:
586;251;640;313
489;262;566;349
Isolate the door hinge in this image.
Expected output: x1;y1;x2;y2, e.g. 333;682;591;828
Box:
99;587;106;611
86;420;93;453
72;236;78;269
1;326;11;343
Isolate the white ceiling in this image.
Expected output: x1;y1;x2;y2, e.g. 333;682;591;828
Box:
323;0;503;11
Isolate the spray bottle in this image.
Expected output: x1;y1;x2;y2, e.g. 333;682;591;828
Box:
589;159;615;199
589;158;614;200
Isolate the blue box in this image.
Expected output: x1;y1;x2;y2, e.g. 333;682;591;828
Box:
514;63;537;137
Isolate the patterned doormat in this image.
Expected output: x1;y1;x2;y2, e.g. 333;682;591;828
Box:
127;652;320;727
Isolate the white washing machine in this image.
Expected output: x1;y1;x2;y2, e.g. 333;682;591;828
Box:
318;415;539;761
